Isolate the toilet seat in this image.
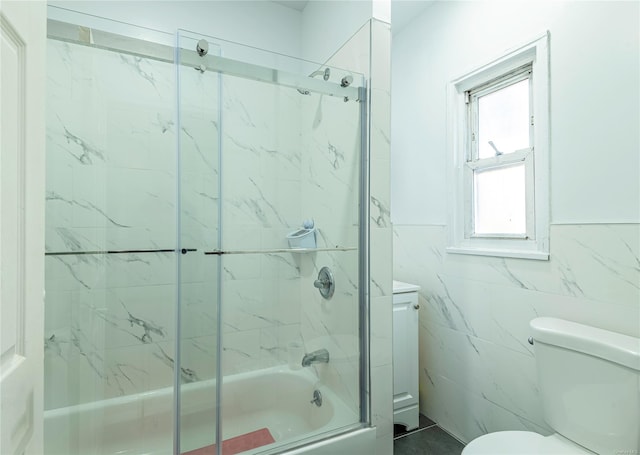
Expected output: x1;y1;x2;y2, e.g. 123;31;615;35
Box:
462;431;594;454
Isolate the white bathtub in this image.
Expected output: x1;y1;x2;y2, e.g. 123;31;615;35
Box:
44;366;376;455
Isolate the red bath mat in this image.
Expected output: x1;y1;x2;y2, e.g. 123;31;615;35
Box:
182;428;275;455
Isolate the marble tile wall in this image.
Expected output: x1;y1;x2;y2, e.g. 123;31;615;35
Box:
180;71;307;382
297;83;362;414
392;223;640;443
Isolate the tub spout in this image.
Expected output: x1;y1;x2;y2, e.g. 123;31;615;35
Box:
302;348;330;367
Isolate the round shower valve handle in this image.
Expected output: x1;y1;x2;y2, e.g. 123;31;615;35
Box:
314;267;335;300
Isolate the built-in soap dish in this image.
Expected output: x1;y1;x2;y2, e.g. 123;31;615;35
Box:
287;220;316;249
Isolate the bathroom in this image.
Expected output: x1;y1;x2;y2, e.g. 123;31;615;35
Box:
0;1;638;455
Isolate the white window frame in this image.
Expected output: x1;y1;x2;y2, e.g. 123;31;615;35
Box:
447;33;550;260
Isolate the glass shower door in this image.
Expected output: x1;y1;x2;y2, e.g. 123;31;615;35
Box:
177;29;366;455
176;30;222;455
44;11;178;455
218;74;364;453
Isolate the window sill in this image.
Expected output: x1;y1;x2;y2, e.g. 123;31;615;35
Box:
446;246;549;261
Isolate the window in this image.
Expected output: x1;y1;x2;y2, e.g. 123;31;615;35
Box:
447;34;549;260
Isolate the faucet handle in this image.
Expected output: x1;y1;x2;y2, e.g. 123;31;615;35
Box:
314;267;335;299
314;279;328;289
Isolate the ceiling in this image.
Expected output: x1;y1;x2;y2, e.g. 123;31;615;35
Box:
270;0;436;34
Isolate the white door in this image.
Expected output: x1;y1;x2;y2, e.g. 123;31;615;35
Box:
0;1;46;454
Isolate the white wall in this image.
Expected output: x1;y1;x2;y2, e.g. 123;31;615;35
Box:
301;0;392;65
392;0;640;225
301;1;372;64
391;0;640;445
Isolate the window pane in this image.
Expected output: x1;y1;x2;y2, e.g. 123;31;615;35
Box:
474;164;526;235
477;78;529;159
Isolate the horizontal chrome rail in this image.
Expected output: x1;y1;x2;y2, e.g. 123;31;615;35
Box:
45;248;196;256
45;247;356;256
47;19;362;101
203;247;357;255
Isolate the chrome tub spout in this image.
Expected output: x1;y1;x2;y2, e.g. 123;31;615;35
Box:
302;348;330;367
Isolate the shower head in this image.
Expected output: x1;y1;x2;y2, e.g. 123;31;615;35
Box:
340;75;353;88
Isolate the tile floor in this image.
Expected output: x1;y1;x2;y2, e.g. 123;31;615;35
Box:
393;414;465;455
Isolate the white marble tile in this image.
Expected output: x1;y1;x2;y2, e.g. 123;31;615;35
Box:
70;285;175;350
221;329;262;375
370;227;393;298
300;94;361;231
371;363;393;440
45;251;176;292
179;335;218;382
44;332;175;409
180;248;218;285
313;349;360;415
551;224;640;305
105;105;176;172
370;158;391;229
221;273;301;334
370;296;392;368
420;372;550;445
179;66;219;112
532;290;640;338
259;323;301;367
301;251;360;338
45;161;74;230
399;224;640;308
396;222;640;442
45;227;104;254
180;281;218;339
392;225;445;282
368;18;393;448
420;321;545;427
369;22;391;164
179;113;220;176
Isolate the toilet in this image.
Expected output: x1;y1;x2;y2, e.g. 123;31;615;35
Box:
463;317;640;455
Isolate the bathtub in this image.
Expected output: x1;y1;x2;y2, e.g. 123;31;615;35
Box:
44;366;376;455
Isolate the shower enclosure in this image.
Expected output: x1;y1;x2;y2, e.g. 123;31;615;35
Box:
44;8;372;455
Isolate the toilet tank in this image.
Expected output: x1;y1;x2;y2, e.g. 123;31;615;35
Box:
531;317;640;455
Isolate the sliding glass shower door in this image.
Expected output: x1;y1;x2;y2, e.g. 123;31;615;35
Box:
44;12;368;454
176;31;222;454
176;30;367;455
44;12;179;455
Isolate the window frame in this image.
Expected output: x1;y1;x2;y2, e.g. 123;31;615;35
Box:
447;33;550;260
467;66;534;239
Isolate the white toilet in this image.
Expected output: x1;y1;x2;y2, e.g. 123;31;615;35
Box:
463;317;640;455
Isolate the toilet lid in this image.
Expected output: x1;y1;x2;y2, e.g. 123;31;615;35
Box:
462;431;593;455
